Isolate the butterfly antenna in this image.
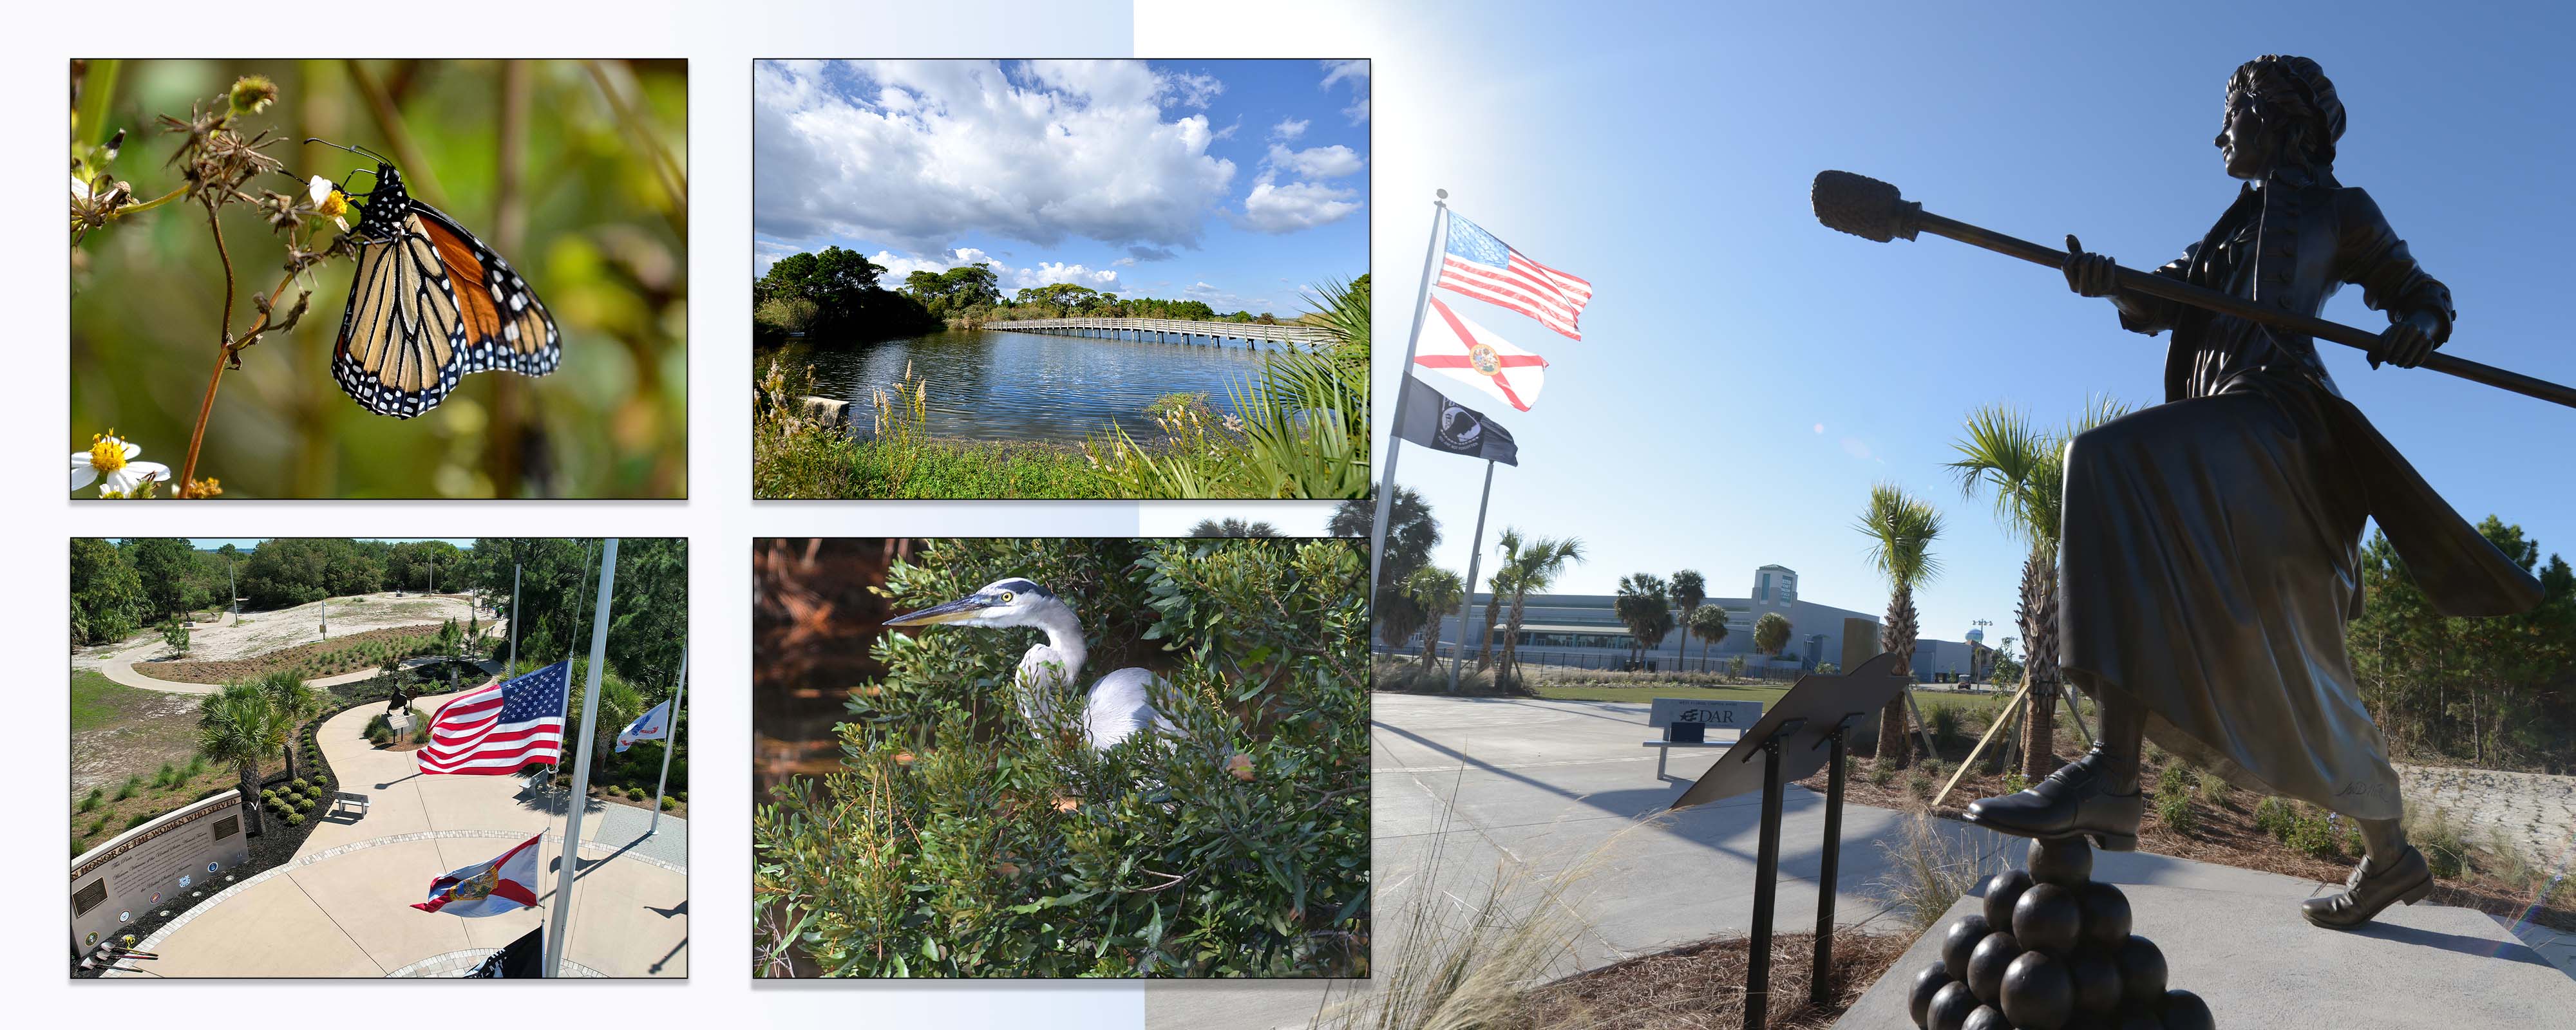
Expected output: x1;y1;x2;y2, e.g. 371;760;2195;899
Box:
304;138;395;166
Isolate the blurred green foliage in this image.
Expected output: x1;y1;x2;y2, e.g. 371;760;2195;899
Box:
753;538;1371;977
69;60;687;498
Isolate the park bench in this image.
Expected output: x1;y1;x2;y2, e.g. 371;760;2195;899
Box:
1643;697;1765;780
330;791;370;818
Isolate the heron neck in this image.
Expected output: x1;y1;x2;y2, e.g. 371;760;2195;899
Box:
1014;606;1088;726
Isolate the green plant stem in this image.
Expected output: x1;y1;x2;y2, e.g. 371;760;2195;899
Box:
76;61;122;154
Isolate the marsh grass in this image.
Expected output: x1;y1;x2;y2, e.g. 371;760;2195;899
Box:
752;360;1115;499
1873;810;2009;934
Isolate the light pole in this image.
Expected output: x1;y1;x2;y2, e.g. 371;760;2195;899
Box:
1967;619;1994;685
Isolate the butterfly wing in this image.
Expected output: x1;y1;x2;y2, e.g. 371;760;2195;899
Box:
412;201;562;379
330;212;469;419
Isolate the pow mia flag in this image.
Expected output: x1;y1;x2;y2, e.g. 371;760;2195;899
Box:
1396;376;1519;466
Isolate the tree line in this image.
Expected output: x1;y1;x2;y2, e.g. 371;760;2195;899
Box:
69;538;689;691
753;246;1356;344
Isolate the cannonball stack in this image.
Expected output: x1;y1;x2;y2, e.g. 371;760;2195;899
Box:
1906;838;2213;1030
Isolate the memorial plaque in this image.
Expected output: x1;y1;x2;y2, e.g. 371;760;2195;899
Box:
1649;697;1763;731
70;791;252;952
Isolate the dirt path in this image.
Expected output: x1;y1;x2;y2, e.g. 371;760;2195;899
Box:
75;592;492;695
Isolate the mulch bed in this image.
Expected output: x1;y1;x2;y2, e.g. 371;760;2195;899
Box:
146;625;444;684
74;704;354;977
1807;744;2576;937
1509;929;1911;1030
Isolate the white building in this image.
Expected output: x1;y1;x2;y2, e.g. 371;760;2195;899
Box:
1410;564;1985;682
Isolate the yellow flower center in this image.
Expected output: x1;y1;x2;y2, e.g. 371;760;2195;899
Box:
317;190;349;220
88;434;128;474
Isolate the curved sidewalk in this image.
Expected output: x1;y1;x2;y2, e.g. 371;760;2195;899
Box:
106;686;688;978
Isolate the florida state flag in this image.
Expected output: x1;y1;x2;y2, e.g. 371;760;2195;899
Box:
413;833;542;917
1413;296;1549;412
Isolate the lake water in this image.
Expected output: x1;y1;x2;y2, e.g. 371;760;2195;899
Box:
756;328;1270;445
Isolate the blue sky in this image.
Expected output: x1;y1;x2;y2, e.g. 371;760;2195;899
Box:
753;59;1369;316
1365;1;2576;651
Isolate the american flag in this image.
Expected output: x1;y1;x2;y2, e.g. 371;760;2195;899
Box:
417;662;568;776
1437;211;1593;341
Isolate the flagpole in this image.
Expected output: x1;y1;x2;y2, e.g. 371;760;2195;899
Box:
506;561;520;676
1368;189;1449;613
540;539;597;976
647;645;687;837
546;538;618;979
1446;458;1498;693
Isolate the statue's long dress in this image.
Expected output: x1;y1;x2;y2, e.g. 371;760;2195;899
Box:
2057;176;2541;819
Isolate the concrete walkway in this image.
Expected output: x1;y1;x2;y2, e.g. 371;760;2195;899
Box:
105;686;687;978
1144;693;2576;1030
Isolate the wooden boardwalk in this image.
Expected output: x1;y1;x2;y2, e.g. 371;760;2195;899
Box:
981;317;1334;348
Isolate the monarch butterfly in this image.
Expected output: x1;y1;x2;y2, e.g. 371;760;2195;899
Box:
311;139;560;418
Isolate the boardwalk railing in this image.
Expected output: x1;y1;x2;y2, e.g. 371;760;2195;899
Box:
981;317;1335;347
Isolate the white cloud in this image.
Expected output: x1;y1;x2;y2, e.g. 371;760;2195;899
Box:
1320;59;1370;124
1211;117;1241;141
1023;262;1118;288
753;59;1236;255
1243;179;1363;233
1270;117;1308;141
1159;71;1224;109
866;247;1008;281
1266;143;1363;179
1184;280;1276;312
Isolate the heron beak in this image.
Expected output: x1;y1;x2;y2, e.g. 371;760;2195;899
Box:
885;592;997;627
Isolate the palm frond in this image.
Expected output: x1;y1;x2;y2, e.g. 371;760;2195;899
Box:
1855;482;1945;589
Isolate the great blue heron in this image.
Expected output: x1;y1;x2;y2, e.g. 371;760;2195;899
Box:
884;577;1179;751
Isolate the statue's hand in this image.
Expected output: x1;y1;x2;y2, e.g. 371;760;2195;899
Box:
2370;314;2440;370
2061;235;2120;297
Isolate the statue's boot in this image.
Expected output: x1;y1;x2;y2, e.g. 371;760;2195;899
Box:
1962;744;2142;850
2301;845;2433;930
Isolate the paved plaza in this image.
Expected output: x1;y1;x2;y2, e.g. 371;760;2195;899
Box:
1144;691;2576;1030
102;685;688;978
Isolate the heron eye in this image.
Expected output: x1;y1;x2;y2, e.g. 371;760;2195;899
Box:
998;591;1014;603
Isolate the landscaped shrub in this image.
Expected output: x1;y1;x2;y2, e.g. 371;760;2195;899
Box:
754;538;1368;977
296;798;314;812
115;776;142;801
80;789;103;813
124;812;152;830
286;813;304;826
660;796;676;811
292;778;309;792
260;789;276;801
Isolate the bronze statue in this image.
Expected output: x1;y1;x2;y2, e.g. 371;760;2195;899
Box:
1962;55;2546;930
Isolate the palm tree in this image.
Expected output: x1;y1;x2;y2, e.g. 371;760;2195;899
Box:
1689;604;1732;671
1671;570;1707;670
1476;529;1527;673
1754;612;1793;658
592;676;645;761
1856;482;1944;765
256;670;325;783
1614;574;1674;669
1399;566;1464;670
198;684;279;837
1338;487;1440;648
1188;518;1282;538
1951;397;2130;777
1497;536;1586;682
